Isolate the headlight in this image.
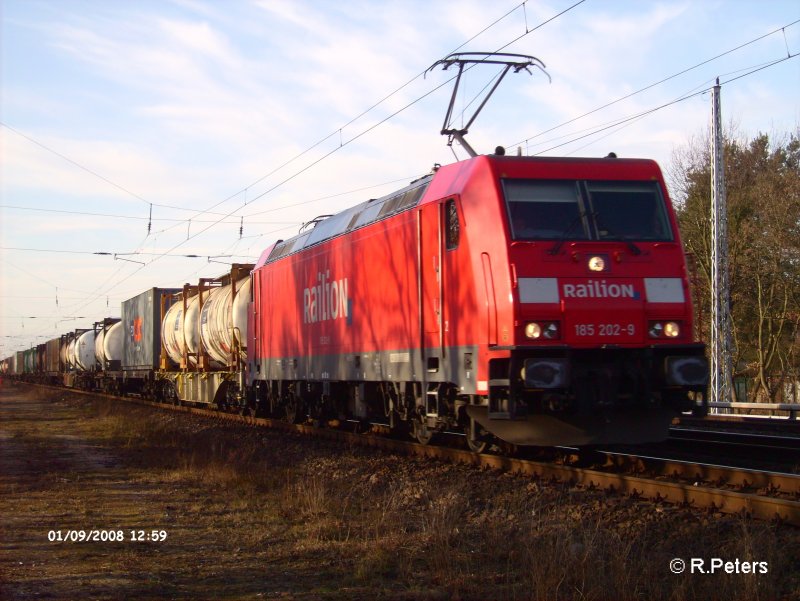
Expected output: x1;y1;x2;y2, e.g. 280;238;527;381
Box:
525;323;542;339
649;321;681;338
664;321;680;338
524;322;560;340
588;255;607;272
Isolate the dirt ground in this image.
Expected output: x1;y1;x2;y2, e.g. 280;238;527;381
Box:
1;382;798;601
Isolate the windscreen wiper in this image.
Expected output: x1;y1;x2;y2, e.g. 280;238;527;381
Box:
594;214;642;255
621;238;642;255
548;213;589;255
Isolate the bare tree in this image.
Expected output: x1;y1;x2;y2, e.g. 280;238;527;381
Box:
670;130;800;402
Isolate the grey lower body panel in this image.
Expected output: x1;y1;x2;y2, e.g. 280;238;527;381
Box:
252;345;479;394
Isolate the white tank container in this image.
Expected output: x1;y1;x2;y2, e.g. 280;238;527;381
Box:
161;294;201;366
65;339;76;368
184;294;201;364
163;300;185;366
200;277;250;367
103;321;123;363
75;330;97;371
95;328;106;363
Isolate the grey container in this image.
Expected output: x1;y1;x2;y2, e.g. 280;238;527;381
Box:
121;288;179;372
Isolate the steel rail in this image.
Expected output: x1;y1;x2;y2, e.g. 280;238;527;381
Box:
143;398;800;526
598;452;798;493
34;384;800;526
675;414;800;432
670;428;800;448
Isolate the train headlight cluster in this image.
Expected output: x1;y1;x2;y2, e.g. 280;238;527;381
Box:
524;321;560;340
648;321;680;339
587;255;607;272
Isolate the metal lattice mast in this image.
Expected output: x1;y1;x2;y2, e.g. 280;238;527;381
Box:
710;79;734;407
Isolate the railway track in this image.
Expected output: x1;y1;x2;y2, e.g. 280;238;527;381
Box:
669;426;800;451
595;426;800;475
676;413;800;435
665;427;800;471
39;384;800;527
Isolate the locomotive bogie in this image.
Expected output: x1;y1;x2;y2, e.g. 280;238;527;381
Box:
156;371;246;409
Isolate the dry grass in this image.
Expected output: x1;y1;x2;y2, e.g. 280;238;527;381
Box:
96;397;800;600
1;385;798;601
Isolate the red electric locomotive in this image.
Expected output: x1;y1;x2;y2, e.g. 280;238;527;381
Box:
247;152;708;448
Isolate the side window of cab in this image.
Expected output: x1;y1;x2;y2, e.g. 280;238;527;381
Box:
445;198;460;250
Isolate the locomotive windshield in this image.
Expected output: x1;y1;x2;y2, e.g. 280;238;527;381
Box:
504;179;673;242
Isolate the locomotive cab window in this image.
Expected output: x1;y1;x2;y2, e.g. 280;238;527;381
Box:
445;199;460;250
502;179;673;242
504;181;588;241
586;181;673;241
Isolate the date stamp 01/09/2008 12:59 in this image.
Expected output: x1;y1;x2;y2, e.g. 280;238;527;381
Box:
44;530;772;576
47;529;168;543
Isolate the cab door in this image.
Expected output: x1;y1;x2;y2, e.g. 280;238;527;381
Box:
418;202;442;367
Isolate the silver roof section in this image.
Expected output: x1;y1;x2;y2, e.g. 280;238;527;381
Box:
266;175;433;264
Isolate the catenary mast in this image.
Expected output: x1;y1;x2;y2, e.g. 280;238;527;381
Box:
709;78;735;409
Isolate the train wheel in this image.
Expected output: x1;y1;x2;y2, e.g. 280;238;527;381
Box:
690;390;709;417
223;383;252;416
412;419;434;445
284;394;305;424
162;381;181;406
464;419;488;454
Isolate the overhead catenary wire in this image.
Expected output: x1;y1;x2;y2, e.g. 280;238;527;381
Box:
4;4;786;242
0;52;788;346
50;45;799;347
0;247;265;258
5;1;581;248
0;122;228;218
116;0;553;241
242;175;424;217
68;1;578;317
5;4;794;350
1;0;580;337
526;52;799;156
536;56;797;156
505;18;800;151
0;204;298;225
134;0;584;256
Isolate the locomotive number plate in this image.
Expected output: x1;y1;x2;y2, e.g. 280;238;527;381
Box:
573;323;636;337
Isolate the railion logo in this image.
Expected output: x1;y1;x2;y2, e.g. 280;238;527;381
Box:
562;280;639;299
303;270;349;324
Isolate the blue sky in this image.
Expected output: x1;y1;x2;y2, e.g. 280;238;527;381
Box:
1;0;798;355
